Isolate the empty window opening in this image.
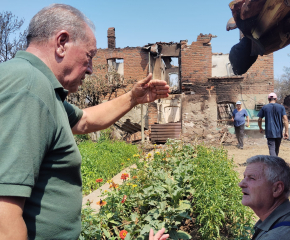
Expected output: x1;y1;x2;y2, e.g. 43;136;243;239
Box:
217;102;235;126
107;58;124;84
162;57;180;91
170;57;179;67
169;73;178;88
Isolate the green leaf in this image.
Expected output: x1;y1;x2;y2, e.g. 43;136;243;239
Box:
176;230;192;239
124;233;131;240
109;220;121;225
168;230;179;240
159;201;167;211
140;225;152;235
130;213;139;222
107;212;113;219
102;228;111;238
177;200;191;211
144;215;152;222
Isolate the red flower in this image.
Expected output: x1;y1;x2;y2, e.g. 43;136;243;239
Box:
96;178;103;183
119;230;128;239
121;195;127;203
121;173;129;180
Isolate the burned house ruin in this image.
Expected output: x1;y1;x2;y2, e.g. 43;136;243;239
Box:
93;27;274;143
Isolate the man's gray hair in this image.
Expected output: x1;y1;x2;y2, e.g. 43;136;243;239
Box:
26;4;95;46
247;155;290;196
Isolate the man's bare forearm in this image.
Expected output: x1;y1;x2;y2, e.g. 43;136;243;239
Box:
0;197;27;240
72;91;136;134
258;118;262;129
283;115;289;134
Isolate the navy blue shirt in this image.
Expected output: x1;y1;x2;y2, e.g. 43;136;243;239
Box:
257;103;286;138
232;108;248;127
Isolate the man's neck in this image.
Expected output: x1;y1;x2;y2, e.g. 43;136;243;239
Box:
257;197;287;221
26;44;53;70
26;43;63;85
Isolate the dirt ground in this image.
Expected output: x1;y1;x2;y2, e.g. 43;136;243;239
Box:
223;135;290;179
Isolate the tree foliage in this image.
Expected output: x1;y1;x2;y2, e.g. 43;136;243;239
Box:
0;11;27;63
274;66;290;102
67;63;135;108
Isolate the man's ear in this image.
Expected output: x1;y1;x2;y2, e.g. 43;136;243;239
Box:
55;30;70;58
273;181;285;198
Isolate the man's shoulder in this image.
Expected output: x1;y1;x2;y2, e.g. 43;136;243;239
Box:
261;226;290;240
0;57;54;101
275;103;286;110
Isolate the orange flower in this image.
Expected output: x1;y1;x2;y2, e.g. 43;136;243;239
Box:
121;195;127;203
121;173;129;180
96;178;103;183
119;230;128;239
96;199;107;206
132;176;138;179
109;181;119;189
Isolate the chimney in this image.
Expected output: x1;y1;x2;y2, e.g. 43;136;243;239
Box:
107;27;116;49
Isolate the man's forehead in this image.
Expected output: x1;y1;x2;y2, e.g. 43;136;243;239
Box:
244;162;265;176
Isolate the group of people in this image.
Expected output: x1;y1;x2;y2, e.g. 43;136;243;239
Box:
0;3;290;240
232;93;289;156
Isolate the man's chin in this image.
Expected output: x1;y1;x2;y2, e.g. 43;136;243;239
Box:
241;196;250;206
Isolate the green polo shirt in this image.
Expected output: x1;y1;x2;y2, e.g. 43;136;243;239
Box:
253;200;290;240
0;51;83;239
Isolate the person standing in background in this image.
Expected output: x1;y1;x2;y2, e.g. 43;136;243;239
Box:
258;93;288;156
232;101;250;149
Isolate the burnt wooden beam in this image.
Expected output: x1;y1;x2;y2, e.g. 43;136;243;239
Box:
252;0;290;39
260;17;290;54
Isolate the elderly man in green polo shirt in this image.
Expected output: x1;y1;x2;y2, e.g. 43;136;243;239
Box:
239;155;290;239
0;4;170;240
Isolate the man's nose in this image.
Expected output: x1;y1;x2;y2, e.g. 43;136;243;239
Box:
238;179;246;188
86;61;93;75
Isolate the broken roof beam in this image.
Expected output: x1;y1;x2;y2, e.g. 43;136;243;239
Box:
260;16;290;54
159;44;180;57
251;0;290;39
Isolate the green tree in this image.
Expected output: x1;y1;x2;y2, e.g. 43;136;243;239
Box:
0;11;27;63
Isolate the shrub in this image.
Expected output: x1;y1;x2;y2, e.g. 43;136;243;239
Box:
80;140;254;240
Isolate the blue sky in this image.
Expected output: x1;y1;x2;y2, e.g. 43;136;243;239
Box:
2;0;290;78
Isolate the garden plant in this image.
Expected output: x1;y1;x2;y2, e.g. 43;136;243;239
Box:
78;132;140;195
79;139;254;240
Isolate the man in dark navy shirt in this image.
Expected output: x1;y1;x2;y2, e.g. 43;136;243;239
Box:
258;93;288;156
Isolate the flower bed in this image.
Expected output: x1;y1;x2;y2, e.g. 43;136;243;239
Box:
79;140;254;240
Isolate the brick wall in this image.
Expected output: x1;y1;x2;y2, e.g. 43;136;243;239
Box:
93;47;149;98
148;102;158;126
180;37;212;86
180;35;274;97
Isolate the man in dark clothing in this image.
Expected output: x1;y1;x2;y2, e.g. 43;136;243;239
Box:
258;92;288;156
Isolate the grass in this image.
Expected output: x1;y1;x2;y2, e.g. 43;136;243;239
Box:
78;138;139;195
